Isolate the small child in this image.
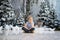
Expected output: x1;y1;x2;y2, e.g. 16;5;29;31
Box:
22;15;35;33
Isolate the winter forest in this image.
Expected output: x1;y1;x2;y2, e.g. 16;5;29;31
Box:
0;0;60;31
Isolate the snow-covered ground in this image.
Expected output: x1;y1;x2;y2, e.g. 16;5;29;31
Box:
34;27;55;34
0;25;60;40
0;25;55;35
0;31;60;40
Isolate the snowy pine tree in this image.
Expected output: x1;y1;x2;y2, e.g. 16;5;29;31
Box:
0;0;15;26
37;0;57;28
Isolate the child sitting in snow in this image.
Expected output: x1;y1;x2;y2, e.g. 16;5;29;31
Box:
22;15;35;33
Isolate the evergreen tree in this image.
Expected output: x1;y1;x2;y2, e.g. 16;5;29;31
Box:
37;0;57;28
0;0;15;26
